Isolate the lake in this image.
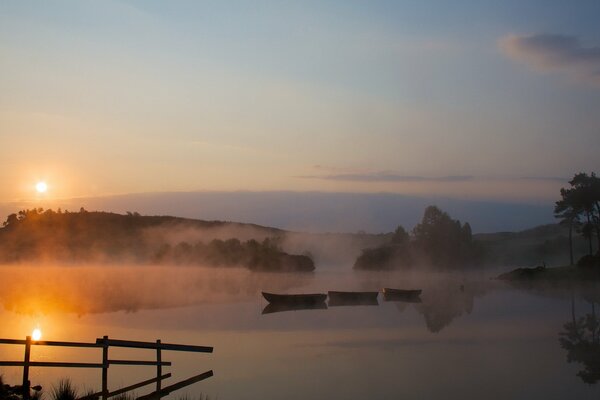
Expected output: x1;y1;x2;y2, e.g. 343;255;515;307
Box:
0;266;599;399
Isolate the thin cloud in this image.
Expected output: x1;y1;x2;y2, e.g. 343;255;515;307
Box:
298;172;474;183
519;176;567;183
500;33;600;86
297;172;567;184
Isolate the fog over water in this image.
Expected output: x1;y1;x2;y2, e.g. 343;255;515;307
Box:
2;0;599;398
1;265;599;400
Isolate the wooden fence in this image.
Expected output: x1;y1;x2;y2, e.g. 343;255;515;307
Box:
0;336;213;400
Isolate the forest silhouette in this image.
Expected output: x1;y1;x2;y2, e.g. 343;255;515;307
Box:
0;208;313;272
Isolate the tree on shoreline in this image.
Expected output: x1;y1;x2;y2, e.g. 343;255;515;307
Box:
412;206;481;268
555;194;580;265
555;172;600;264
354;206;482;270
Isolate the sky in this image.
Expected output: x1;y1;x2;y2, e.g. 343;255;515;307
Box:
1;1;599;230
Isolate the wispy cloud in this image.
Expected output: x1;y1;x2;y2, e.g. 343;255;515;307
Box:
298;169;568;184
298;172;474;183
500;33;600;86
519;176;567;183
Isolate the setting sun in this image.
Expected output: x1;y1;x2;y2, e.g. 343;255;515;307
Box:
35;181;48;193
32;327;42;341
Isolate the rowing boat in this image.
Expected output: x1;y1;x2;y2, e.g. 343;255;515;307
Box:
328;291;378;301
262;292;327;305
327;291;379;306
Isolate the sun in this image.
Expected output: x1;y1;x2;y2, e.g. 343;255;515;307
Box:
35;181;48;193
32;328;42;341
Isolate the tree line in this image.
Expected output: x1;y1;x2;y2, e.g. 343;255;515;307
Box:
555;172;600;267
354;205;483;270
0;208;313;271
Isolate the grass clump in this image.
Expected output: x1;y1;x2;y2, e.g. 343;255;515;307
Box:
0;375;6;400
51;380;77;400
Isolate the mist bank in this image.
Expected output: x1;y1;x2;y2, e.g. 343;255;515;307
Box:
1;191;554;234
0;264;496;332
2;265;598;336
0;265;313;315
0;209;314;272
0;207;583;270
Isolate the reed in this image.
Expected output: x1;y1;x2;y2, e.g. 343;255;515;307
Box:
0;375;5;399
51;379;77;400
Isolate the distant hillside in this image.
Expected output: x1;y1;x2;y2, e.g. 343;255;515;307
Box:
0;209;315;271
0;208;581;269
475;224;588;267
1;191;555;234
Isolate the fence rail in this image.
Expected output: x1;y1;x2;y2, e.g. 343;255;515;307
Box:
0;338;100;348
0;335;213;400
0;361;104;368
96;338;213;353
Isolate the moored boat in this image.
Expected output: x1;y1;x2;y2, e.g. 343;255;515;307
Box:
327;291;379;301
382;288;422;301
262;292;327;305
327;291;379;306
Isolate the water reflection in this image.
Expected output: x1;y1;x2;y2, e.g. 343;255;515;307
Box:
498;276;600;385
0;266;313;315
2;266;600;399
414;281;488;333
560;299;600;384
256;276;493;335
328;297;379;307
262;302;328;314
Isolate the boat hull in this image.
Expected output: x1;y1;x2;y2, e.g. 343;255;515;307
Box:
327;291;379;306
262;292;327;305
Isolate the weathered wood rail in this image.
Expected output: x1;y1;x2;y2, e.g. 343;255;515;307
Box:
0;336;213;400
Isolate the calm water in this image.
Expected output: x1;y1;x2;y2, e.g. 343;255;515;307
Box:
1;266;599;399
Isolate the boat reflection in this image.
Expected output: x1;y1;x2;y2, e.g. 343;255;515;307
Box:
387;296;422;304
328;297;379;307
262;302;328;314
382;288;422;303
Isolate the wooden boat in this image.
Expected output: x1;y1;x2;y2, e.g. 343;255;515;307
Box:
382;288;422;302
327;291;379;307
262;292;327;305
262;302;328;315
328;291;379;301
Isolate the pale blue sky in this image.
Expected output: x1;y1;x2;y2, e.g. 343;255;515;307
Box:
1;0;599;204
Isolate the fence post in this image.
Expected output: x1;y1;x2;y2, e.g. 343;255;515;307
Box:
102;335;109;400
22;335;31;400
156;339;162;394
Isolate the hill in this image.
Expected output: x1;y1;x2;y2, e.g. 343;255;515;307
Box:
475;223;589;267
0;208;583;270
0;208;314;271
